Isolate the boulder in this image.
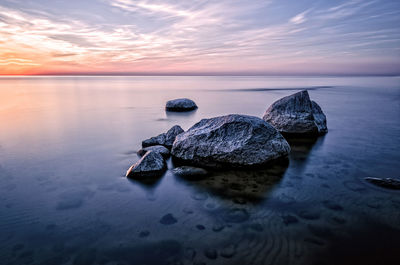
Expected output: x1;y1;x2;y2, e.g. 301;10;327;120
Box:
263;90;327;135
172;166;208;179
166;98;198;112
142;125;184;149
165;125;184;148
365;177;400;190
137;145;170;158
126;151;167;179
171;114;290;168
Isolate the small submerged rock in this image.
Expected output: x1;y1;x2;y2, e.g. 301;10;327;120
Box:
159;213;178;225
282;214;299;225
138;230;150;238
322;200;344;211
126;151;167;179
171;114;290;168
172;166;208;179
196;224;205;230
142;125;184;149
212;223;225;232
137;145;170;158
220;244;236;258
166;98;198;112
204;248;218;260
263;90;327;135
365;177;400;190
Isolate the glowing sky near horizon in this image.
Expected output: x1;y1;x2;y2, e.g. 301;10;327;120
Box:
0;0;399;75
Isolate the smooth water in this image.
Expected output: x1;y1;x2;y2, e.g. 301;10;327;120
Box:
0;76;399;265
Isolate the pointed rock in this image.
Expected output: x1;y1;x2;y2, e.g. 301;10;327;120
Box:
164;125;184;148
126;151;167;179
263;90;327;135
142;125;184;148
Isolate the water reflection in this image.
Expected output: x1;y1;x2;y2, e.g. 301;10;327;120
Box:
126;175;163;188
165;108;198;119
286;135;325;171
174;161;289;204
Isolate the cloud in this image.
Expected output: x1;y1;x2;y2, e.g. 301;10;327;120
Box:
0;0;399;74
110;0;191;17
290;11;308;25
0;58;40;66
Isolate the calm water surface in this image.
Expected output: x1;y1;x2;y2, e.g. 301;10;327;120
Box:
0;76;399;265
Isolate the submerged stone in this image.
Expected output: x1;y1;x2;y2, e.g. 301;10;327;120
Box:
172;166;208;179
204;248;218;260
220;244;236;258
365;177;400;190
159;213;177;225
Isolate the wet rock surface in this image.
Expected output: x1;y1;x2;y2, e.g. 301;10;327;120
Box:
137;145;170;158
171;114;290;168
263;90;327;135
166;98;198;112
365;177;400;190
142;125;184;149
126;151;167;179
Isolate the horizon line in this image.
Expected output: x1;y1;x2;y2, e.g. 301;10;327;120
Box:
1;72;400;77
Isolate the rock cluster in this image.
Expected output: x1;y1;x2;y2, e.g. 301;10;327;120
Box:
127;90;328;180
126;125;183;179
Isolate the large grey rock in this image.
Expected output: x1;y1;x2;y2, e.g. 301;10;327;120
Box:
142;125;184;149
171;114;290;168
263;90;327;135
137;145;170;158
166;98;198;112
126;151;167;179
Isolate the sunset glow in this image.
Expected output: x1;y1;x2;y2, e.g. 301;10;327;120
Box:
1;0;400;75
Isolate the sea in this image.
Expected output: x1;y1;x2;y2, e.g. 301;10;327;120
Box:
0;75;399;265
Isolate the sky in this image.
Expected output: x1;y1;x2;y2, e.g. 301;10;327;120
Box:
0;0;399;75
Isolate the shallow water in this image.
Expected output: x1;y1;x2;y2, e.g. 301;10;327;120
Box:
0;76;399;265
